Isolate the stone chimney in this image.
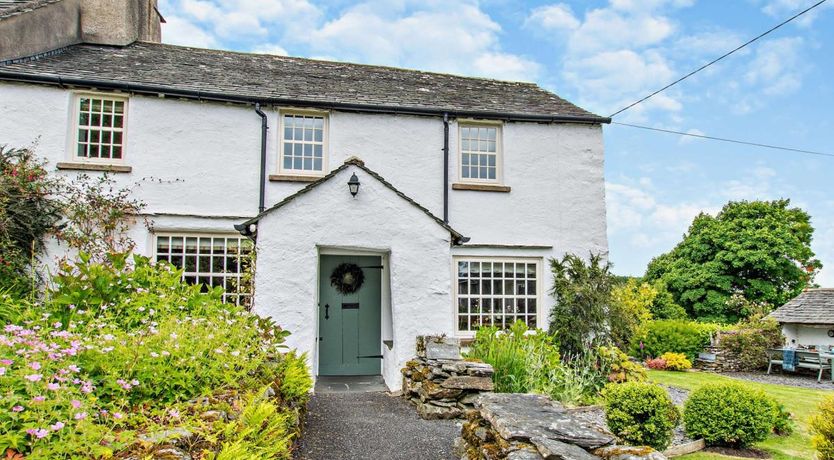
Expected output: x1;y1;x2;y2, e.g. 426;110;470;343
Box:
81;0;161;45
0;0;161;61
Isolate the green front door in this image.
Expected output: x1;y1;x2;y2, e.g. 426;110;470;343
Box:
318;255;382;376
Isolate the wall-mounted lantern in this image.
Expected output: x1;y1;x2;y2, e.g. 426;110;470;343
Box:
348;172;360;197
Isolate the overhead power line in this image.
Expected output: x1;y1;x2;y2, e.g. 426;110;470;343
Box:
609;0;829;117
612;122;834;158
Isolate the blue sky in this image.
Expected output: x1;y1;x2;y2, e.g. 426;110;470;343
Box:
157;0;834;285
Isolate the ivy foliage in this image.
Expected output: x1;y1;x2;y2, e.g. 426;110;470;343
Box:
645;199;821;323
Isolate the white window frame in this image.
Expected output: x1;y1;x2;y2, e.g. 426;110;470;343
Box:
152;232;254;305
452;256;544;337
278;109;329;177
70;92;129;164
457;120;503;184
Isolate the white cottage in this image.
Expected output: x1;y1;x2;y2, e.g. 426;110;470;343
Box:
769;289;834;348
0;0;609;390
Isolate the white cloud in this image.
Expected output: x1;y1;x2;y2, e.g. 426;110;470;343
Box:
525;4;580;32
678;128;704;144
252;44;289;56
745;37;805;96
294;2;541;81
761;0;834;27
160;15;217;48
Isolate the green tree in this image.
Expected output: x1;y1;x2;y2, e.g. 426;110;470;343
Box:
645;199;821;323
610;279;656;350
548;253;613;356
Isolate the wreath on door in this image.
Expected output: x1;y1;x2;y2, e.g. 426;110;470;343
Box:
330;263;365;295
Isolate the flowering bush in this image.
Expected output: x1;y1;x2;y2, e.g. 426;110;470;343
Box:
597;346;647;384
0;145;62;294
0;256;308;459
645;357;667;370
48;253;225;330
659;352;691;371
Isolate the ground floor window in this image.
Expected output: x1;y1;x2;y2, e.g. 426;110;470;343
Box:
455;258;541;333
155;234;253;305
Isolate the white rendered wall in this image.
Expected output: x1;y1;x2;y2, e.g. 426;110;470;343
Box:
782;323;834;348
1;81;608;386
253;164;455;390
0;82;607;253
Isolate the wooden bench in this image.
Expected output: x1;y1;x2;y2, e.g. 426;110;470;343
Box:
767;349;832;383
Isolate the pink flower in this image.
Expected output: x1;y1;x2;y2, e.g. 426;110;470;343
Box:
0;367;5;376
47;383;60;391
168;409;180;419
12;405;24;412
74;412;87;420
26;428;49;439
50;421;65;431
67;364;80;373
113;412;123;420
130;379;139;386
0;359;12;365
29;362;41;370
70;399;82;409
24;374;42;382
32;396;45;403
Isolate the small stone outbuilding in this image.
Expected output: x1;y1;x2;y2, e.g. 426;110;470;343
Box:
768;288;834;348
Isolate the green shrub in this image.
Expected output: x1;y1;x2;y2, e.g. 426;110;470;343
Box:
0;145;62;295
206;391;295;460
48;253;226;329
636;320;722;360
683;382;778;447
276;351;312;406
811;395;834;459
604;382;679;450
773;402;794;436
718;314;784;371
533;349;606;406
659;352;691;371
597;346;647;383
548;253;613;356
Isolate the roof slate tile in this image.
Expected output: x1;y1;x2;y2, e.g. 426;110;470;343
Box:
0;41;605;120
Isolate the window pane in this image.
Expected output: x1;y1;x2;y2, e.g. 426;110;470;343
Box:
455;259;539;332
157;235;251;304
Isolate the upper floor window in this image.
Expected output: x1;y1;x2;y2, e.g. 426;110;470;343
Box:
460;123;501;182
280;113;326;175
74;95;126;162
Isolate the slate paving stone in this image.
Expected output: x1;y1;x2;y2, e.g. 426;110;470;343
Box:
295;392;459;460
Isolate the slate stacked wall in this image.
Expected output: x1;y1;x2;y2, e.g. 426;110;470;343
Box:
402;336;495;420
456;393;667;460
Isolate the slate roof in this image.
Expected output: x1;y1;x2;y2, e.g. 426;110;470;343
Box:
769;288;834;325
0;41;608;122
238;157;466;244
0;0;60;19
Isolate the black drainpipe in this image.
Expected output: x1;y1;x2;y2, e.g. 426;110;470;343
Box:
255;103;268;213
443;112;450;224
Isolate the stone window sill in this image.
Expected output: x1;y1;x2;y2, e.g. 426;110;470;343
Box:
56;162;132;173
452;182;511;193
269;174;323;183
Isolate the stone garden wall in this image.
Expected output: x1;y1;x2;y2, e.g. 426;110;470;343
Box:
401;335;495;419
456;393;667;460
694;344;745;373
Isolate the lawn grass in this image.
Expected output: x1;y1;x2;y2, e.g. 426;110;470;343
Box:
649;370;832;460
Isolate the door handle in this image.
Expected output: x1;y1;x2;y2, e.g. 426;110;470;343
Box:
324;303;330;320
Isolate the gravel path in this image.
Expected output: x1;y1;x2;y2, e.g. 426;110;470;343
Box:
295;392;460;460
722;371;834;390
